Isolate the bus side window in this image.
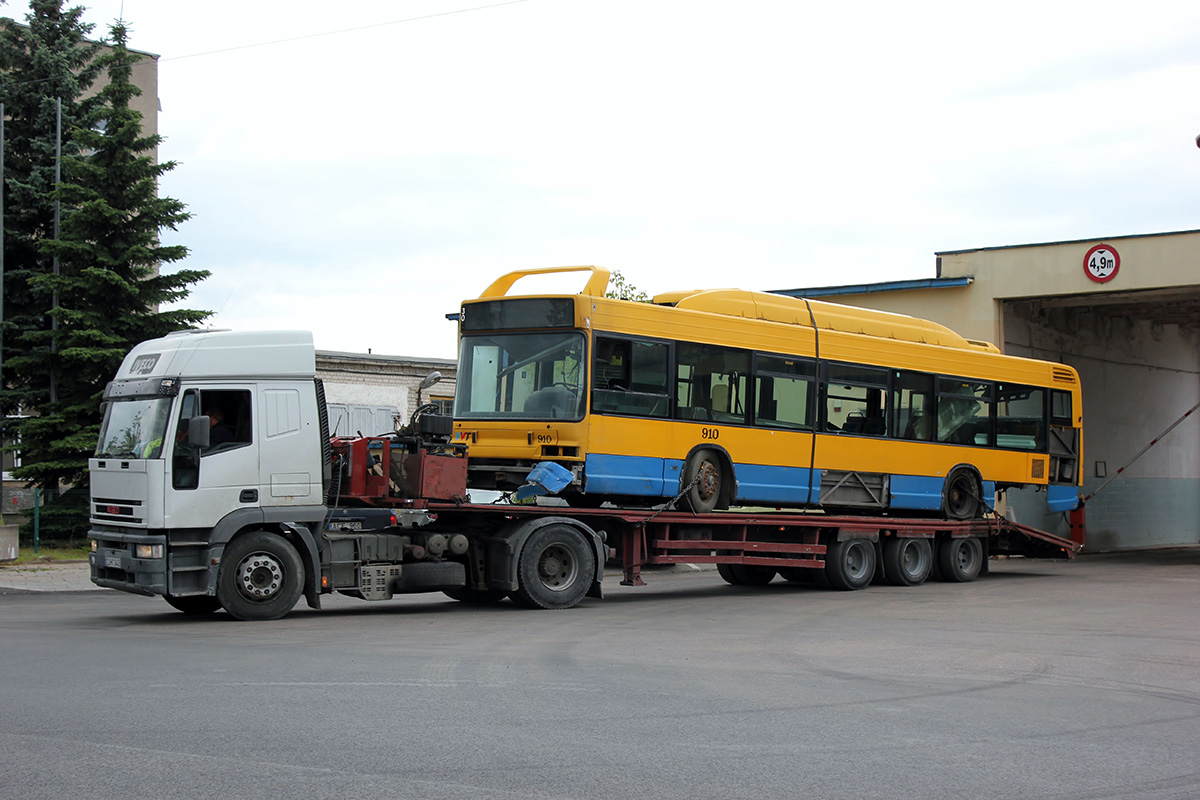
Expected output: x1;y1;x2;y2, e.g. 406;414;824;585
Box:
996;384;1045;451
937;379;993;446
676;343;749;423
824;364;887;436
893;371;935;441
754;355;814;430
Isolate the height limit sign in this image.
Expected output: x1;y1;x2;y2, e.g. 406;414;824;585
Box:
1083;244;1119;283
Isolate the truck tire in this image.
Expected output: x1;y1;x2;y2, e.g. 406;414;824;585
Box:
882;537;933;587
717;563;776;585
512;524;596;610
824;538;876;591
683;449;723;513
936;536;984;583
443;587;509;605
164;595;222;615
217;530;305;621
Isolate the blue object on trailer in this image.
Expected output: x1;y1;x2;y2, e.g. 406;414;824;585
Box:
513;461;574;501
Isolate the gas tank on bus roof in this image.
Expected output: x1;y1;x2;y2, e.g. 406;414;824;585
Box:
115;330;316;381
666;289;977;349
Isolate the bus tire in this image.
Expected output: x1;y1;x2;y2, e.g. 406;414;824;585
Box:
882;537;933;586
717;563;776;586
164;595;222;615
683;449;723;513
216;530;305;621
942;468;982;520
825;538;876;591
936;536;984;583
443;587;509;605
512;524;596;610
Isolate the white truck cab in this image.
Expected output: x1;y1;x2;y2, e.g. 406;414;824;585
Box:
89;330;329;606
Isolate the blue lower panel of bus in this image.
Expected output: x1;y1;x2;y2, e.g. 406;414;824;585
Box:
887;476;998;511
888;475;944;511
583;453;681;497
1046;485;1079;512
734;464;819;505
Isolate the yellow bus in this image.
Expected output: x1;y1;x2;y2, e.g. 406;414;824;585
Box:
453;266;1082;519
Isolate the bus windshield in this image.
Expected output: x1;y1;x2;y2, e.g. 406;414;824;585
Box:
95;397;174;459
456;331;586;419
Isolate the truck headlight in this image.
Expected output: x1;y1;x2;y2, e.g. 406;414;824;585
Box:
90;540;98;552
135;544;164;559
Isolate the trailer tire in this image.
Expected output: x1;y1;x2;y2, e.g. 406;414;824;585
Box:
882;537;933;587
164;595;222;615
512;524;596;610
683;449;723;513
717;563;776;586
217;530;305;621
936;536;984;583
443;587;509;605
825;538;876;591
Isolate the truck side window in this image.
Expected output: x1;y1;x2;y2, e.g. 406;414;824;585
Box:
173;389;254;491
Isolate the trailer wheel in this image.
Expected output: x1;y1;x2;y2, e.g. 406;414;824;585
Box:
717;563;776;586
882;537;933;587
512;524;596;610
936;536;984;583
683;449;723;513
443;587;509;605
217;531;305;621
943;468;982;520
825;538;876;591
164;595;222;615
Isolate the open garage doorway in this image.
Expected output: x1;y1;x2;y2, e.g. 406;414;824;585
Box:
1001;287;1200;549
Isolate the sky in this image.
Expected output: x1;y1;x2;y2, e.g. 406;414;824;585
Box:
9;0;1200;358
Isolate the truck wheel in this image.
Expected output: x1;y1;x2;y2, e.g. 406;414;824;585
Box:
443;587;509;605
683;449;723;513
512;524;596;610
717;563;776;585
882;537;933;587
942;468;982;520
824;538;876;591
164;595;222;615
217;531;305;621
936;536;984;583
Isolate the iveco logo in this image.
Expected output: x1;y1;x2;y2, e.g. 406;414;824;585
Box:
130;354;160;375
107;505;120;515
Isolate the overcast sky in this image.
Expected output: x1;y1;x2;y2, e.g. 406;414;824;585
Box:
11;0;1200;358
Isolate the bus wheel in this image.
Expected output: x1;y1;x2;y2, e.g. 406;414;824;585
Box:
825;538;876;591
164;595;222;615
717;563;776;586
217;531;305;621
444;587;509;605
942;469;982;520
936;536;984;583
683;449;723;513
513;524;596;610
882;537;932;586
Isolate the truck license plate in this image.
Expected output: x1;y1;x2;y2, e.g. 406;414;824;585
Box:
104;555;122;568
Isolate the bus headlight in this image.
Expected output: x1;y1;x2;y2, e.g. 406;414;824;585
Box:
135;544;164;559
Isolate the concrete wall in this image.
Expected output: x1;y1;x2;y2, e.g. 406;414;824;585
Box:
316;351;458;428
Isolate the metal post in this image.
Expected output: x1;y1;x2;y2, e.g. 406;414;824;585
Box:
34;487;40;555
50;97;60;406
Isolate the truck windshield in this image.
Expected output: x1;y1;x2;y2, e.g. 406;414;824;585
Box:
455;331;586;419
95;397;174;459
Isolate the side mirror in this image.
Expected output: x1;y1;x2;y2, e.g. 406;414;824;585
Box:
189;416;211;449
417;371;442;406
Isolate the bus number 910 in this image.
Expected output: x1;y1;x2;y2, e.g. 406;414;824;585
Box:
701;427;720;440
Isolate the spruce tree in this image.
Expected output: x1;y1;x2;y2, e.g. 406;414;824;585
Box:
5;17;210;538
0;2;102;506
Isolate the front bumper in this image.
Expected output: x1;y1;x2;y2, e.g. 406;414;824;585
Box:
89;527;215;598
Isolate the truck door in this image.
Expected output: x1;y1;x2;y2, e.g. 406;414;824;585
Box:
166;386;261;527
256;383;322;507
